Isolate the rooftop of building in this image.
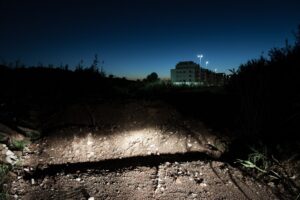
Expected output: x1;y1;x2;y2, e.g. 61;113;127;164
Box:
175;61;200;69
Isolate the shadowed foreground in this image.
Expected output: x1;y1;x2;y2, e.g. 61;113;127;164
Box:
12;156;277;200
2;100;285;200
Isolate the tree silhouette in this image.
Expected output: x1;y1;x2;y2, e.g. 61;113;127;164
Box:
90;54;99;73
145;72;159;82
75;59;84;72
294;24;300;48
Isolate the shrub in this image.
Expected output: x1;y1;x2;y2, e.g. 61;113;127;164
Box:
236;145;269;174
226;28;300;141
0;164;10;181
10;140;27;151
0;164;10;200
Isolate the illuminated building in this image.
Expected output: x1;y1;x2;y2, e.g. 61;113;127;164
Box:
170;61;201;85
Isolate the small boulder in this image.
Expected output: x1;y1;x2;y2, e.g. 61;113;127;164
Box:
0;144;19;165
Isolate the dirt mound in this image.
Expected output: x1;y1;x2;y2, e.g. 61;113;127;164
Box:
23;100;228;167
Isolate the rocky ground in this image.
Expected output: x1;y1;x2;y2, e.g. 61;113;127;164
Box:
0;100;298;199
9;159;277;200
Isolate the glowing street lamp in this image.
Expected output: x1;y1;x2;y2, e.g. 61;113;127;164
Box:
197;54;203;82
197;54;203;65
205;61;209;67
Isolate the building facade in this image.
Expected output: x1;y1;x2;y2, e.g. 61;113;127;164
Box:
170;61;201;84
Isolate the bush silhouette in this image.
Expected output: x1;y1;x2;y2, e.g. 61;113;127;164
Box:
226;25;300;141
145;72;159;82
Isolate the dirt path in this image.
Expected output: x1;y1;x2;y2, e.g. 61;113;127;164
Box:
11;157;278;200
2;100;283;199
23;100;228;167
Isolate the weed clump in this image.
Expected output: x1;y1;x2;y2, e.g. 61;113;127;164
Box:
10;140;27;151
0;164;10;200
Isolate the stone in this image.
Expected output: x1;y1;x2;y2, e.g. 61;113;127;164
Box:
24;168;30;172
191;193;198;198
175;178;182;184
200;182;207;187
0;143;7;150
6;150;14;156
8;171;17;178
14;151;22;157
5;155;17;164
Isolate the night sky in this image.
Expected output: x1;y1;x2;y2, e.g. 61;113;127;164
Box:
1;0;300;79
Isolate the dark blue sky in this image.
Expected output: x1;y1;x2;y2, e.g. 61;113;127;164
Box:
1;0;300;79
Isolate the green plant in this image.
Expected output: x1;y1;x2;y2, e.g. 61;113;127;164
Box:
0;192;8;200
236;146;270;174
10;140;27;151
25;130;41;140
0;164;10;200
236;159;267;173
0;134;8;143
17;127;41;140
0;164;10;180
235;145;284;181
0;164;13;200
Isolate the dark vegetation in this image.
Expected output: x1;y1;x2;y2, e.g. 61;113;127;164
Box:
227;40;300;142
225;25;300;198
1;26;300;199
226;25;300;148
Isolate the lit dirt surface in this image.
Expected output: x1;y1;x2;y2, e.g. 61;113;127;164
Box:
23;101;228;167
3;100;284;199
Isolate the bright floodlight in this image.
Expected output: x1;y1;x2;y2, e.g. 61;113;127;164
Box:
197;54;203;65
197;54;203;58
205;61;209;67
